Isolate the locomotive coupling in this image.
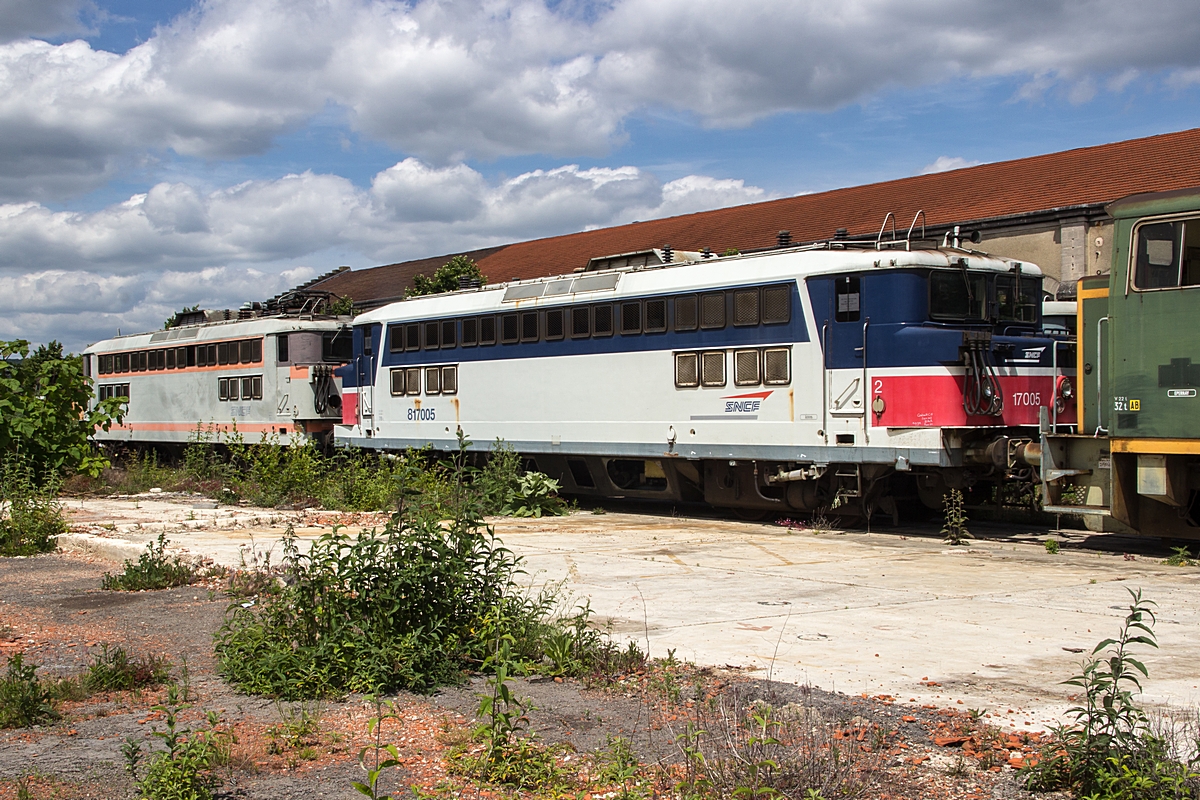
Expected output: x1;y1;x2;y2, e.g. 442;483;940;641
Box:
963;437;1041;468
766;464;828;483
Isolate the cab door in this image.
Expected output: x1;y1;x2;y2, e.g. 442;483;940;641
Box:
354;325;380;419
824;276;868;431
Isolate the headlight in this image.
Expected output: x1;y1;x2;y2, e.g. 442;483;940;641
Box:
1059;377;1074;400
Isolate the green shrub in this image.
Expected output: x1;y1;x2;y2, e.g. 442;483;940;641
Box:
502;472;568;518
1044;539;1060;555
0;653;56;728
0;457;66;556
84;645;171;693
133;688;231;800
101;533;196;591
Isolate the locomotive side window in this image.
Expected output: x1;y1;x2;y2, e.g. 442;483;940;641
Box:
734;349;761;385
405;367;421;395
834;276;861;322
700;351;726;387
424;321;440;350
545;309;565;341
279;333;291;362
501;313;519;344
479;316;497;346
593;304;614;337
241;377;253;400
252;376;262;399
674;295;698;331
166;349;175;369
929;271;985;321
570;306;591;338
207;344;217;365
620;301;641;335
700;292;725;329
764;348;791;385
762;286;791;324
176;347;187;368
733;290;760;326
674;353;699;387
425;366;441;394
217;342;230;365
441;366;457;394
520;311;539;343
218;378;229;401
323;330;352;362
441;319;456;348
462;317;478;347
240;340;253;363
388;325;403;353
645;299;667;332
996;274;1040;322
363;332;373;356
251;339;262;362
98;383;129;401
1133;219;1200;289
390;368;406;395
405;323;420;351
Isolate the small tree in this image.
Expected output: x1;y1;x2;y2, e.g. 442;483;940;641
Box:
0;340;124;481
406;255;487;298
327;295;355;316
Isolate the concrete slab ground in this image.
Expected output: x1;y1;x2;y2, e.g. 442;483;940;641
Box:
61;494;1200;732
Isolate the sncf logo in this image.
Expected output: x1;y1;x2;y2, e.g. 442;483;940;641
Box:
723;390;772;413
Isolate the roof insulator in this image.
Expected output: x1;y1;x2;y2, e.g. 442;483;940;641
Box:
834;228;849;240
701;247;713;259
777;230;791;247
662;244;673;263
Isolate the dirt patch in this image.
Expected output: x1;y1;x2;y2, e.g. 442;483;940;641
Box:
0;550;1051;799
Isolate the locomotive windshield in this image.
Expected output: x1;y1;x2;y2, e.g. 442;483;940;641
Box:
322;329;352;362
929;270;986;321
996;274;1040;322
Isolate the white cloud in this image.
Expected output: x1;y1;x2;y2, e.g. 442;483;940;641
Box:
3;0;1200;199
0;159;770;350
919;156;983;175
0;0;94;43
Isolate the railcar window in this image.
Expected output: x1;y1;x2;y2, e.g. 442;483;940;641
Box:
425;366;441;394
253;376;262;399
1133;219;1200;289
405;323;420;351
834;276;861;322
279;333;291;362
323;330;352;362
218;378;229;401
700;293;725;329
140;351;149;371
390;368;405;395
734;349;761;385
620;301;641;335
251;339;262;362
520;311;539;343
387;325;402;353
239;340;251;363
479;316;496;346
645;299;667;332
674;295;698;331
545;309;565;340
593;304;614;337
241;377;253;399
570;306;590;338
462;318;478;347
762;286;791;324
157;350;167;370
441;366;457;394
500;313;518;344
166;349;175;369
996;274;1040;322
217;342;230;365
929;271;985;321
424;321;440;350
206;344;217;365
405;367;421;395
176;347;187;368
700;351;726;387
764;348;791;385
441;319;456;348
98;383;130;401
733;290;760;326
674;352;699;387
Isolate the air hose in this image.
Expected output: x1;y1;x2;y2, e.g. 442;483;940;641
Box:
962;333;1004;417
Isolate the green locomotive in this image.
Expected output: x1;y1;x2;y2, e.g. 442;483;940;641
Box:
1041;187;1200;540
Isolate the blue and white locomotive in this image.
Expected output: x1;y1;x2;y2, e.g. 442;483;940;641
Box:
335;240;1074;516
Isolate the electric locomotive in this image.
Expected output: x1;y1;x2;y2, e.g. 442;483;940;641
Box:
335;231;1074;519
1041;186;1200;540
85;302;352;448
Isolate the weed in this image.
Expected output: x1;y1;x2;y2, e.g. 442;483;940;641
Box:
0;457;66;556
353;696;403;800
1164;546;1198;567
502;472;568;518
135;687;233;800
1024;588;1200;797
0;653;56;728
942;489;972;545
595;736;649;799
267;701;323;754
101;533;196;591
84;645;171;693
1044;539;1061;554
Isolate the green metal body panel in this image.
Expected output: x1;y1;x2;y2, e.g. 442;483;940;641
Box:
1107;188;1200;440
1078;274;1109;434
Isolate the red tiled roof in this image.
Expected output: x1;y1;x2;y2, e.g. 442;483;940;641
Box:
313;127;1200;299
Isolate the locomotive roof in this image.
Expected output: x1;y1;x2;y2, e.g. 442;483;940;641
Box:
353;245;1040;325
83;315;349;353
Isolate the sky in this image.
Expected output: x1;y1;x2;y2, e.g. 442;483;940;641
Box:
1;0;1199;352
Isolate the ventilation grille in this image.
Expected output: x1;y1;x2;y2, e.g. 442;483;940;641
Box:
441;366;457;394
571;307;590;337
701;351;726;386
645;299;666;332
405;324;420;350
545;309;564;340
479;316;496;345
462;318;478;346
391;368;405;395
675;353;699;387
763;286;791;324
521;311;539;342
501;313;519;343
441;320;456;348
425;367;441;394
406;368;421;395
764;348;791;385
621;302;641;334
701;293;725;328
674;296;697;330
734;350;760;385
594;304;614;336
733;290;759;326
